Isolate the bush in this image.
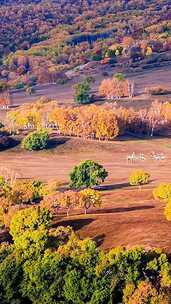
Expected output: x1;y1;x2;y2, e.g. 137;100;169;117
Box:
153;183;171;201
70;160;108;189
22;129;49;151
129;170;150;187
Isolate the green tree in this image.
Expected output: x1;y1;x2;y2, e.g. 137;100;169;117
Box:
69;160;108;189
74;80;91;104
21;252;65;304
14;228;49;260
0;252;24;303
22;129;49;151
114;72;126;81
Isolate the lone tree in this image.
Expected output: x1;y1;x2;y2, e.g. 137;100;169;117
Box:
69;160;108;189
79;188;102;214
74;79;91;104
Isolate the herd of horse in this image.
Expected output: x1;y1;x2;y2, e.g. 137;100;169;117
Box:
127;152;166;163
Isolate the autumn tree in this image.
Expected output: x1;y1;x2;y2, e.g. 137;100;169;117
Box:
79;188;102;214
10;206;52;240
124;281;169;304
57;191;79;216
153;183;171;202
129;170;150;188
99;73;131;100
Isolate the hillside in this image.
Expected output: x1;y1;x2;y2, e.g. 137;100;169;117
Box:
0;0;171;89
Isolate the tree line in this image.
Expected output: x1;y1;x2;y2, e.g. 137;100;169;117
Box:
7;99;171;139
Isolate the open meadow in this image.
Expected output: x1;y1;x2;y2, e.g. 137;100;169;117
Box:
0;135;170;252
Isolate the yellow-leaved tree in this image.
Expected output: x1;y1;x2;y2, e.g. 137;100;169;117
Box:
79;188;102;214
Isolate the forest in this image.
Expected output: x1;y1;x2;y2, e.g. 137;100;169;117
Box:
0;0;171;88
0;1;171;303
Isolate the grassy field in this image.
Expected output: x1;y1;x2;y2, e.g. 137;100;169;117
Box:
0;66;171;252
0;135;171;252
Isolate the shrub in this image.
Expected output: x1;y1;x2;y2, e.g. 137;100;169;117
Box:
153;183;171;201
70;160;108;189
22;129;49;151
129;170;150;187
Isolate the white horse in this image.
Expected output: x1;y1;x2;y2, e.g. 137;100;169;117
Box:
127;152;137;163
151;152;166;161
127;152;146;163
139;153;146;161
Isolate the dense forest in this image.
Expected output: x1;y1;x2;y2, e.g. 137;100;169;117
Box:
0;0;171;88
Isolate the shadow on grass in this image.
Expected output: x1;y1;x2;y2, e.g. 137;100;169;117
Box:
54;218;94;231
0;228;12;243
0;138;20;152
93;233;105;247
118;133;171;141
94;205;154;215
96;180;155;192
95;183;130;191
47;137;70;149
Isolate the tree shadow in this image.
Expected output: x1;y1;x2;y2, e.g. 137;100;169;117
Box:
95;182;130;191
94;205;154;215
47;137;70;149
0;228;12;243
0;138;20;151
118;133;171;141
93;233;105;247
54;218;94;231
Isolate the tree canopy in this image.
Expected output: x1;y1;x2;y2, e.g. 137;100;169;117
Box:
69;160;108;189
